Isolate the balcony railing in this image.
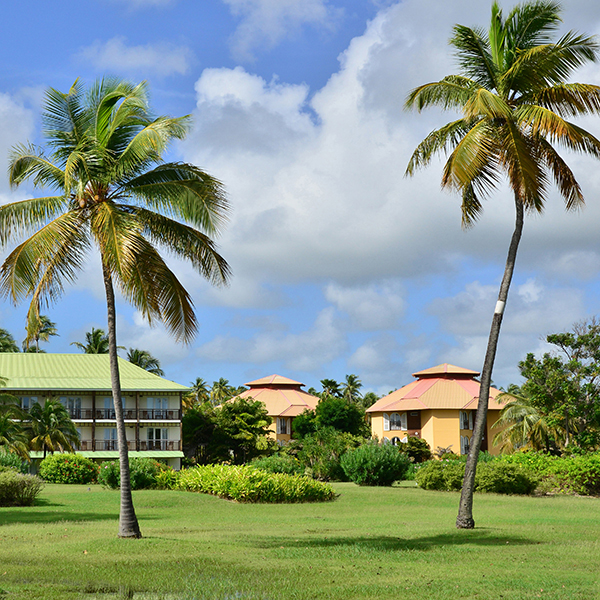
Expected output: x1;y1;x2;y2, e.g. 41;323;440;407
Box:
79;440;181;451
69;408;180;420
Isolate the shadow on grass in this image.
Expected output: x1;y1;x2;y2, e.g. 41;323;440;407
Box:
0;510;118;526
257;530;538;552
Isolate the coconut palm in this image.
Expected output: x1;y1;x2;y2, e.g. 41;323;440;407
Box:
210;378;235;406
341;374;363;404
405;1;600;528
0;78;230;538
492;392;563;453
23;313;58;352
183;377;210;411
0;329;19;353
25;398;79;458
71;327;110;354
320;378;341;398
126;348;164;376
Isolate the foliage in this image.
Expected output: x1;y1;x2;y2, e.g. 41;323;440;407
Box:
183;377;210;411
98;458;169;490
315;396;367;436
251;453;304;476
25;398;79;457
175;464;337;503
291;427;362;481
415;460;465;491
0;328;19;353
70;327;111;354
38;453;99;484
0;450;29;473
292;408;317;438
154;469;179;490
340;441;410;486
126;348;164;376
0;470;44;506
398;436;432;463
23;314;58;352
182;402;217;463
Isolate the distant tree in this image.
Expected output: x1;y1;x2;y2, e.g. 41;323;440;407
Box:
25;398;79;459
182;402;217;463
71;327;110;354
210;378;235;406
0;329;19;353
315;396;367;436
361;391;380;410
292;409;317;439
183;377;210;412
341;374;363;403
320;379;341;398
23;314;58;352
126;348;164;376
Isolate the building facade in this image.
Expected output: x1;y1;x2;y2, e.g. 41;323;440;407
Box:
367;363;505;456
0;353;187;468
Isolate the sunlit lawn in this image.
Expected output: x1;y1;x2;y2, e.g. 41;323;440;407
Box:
1;481;599;599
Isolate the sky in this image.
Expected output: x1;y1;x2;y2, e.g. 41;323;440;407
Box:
2;0;600;394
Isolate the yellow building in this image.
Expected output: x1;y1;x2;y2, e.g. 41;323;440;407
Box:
234;375;319;444
366;363;504;455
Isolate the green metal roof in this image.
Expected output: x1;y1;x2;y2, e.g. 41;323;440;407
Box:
29;450;184;459
0;353;188;393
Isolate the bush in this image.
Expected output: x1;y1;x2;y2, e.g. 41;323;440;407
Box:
251;454;304;476
176;464;337;503
98;457;169;490
475;462;538;495
341;442;410;486
415;460;465;491
155;469;179;490
0;451;29;474
398;436;432;463
39;453;99;484
0;470;44;506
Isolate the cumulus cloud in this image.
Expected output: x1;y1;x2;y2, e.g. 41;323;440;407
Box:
77;37;192;76
223;0;340;61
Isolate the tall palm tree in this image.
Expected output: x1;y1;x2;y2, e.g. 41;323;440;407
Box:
183;377;210;411
23;313;58;352
341;374;363;404
0;78;230;538
0;329;19;353
126;348;164;376
210;378;234;406
25;398;79;458
405;1;600;528
71;327;110;354
320;378;341;398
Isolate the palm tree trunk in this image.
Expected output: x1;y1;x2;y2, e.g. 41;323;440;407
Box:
456;195;524;529
102;261;142;539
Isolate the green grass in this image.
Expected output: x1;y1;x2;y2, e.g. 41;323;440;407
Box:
1;482;600;599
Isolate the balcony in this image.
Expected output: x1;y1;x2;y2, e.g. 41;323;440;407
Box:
138;409;180;420
79;440;181;451
138;440;181;451
69;408;180;420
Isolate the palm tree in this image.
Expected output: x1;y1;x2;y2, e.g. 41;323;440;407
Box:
0;329;19;353
183;377;210;411
492;392;563;453
71;327;110;354
25;398;79;459
0;78;230;538
0;391;29;459
210;378;234;406
320;378;341;398
341;374;363;404
405;1;600;529
23;313;58;352
126;348;164;376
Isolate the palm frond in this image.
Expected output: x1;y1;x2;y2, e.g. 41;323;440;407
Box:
529;83;600;117
405;76;480;112
8;144;66;190
450;24;498;90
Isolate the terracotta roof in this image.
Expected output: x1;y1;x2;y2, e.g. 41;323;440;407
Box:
234;374;318;417
245;374;304;388
367;363;503;413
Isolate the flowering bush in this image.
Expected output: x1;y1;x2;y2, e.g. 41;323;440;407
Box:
38;453;99;484
98;457;170;490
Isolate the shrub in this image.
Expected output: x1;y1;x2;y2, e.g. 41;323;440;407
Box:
39;453;99;484
341;442;410;486
0;470;44;506
398;436;432;463
251;454;304;476
176;464;337;503
98;458;169;490
155;469;179;490
415;460;465;491
475;462;538;495
0;451;29;474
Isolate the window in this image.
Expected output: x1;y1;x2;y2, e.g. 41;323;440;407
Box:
383;413;390;431
460;435;470;455
391;437;401;446
104;427;117;450
276;417;289;435
148;427;168;450
60;396;81;418
147;397;168;418
390;412;407;431
460;411;473;430
20;396;38;411
102;397;115;419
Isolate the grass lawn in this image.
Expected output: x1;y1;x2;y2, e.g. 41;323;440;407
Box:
1;481;599;599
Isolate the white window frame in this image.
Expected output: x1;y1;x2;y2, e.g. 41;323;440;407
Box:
383;413;390;431
276;417;289;435
460;435;470;455
390;412;408;431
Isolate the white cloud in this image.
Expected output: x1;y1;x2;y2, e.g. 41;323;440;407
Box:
223;0;340;61
325;280;405;329
77;37;192;76
197;307;347;371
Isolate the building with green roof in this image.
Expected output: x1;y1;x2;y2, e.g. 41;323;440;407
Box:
0;353;187;468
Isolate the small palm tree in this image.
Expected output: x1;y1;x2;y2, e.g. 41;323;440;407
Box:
405;0;600;529
0;329;19;353
1;78;230;537
25;398;79;459
183;377;210;411
126;348;164;376
23;313;58;352
341;374;363;404
320;378;341;398
71;327;110;354
0;391;29;459
210;378;234;406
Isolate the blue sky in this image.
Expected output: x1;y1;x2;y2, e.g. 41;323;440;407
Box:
2;0;600;394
